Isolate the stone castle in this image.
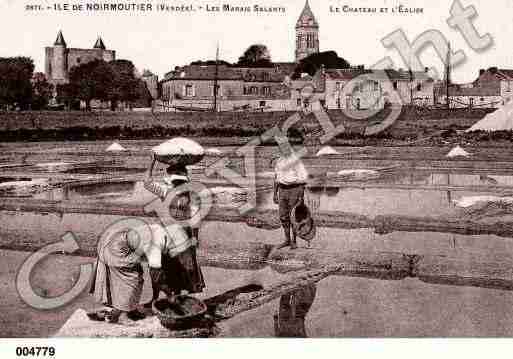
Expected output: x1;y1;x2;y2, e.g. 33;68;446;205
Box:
45;31;116;85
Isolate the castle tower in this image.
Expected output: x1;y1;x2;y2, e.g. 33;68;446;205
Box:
295;0;319;63
93;36;106;50
50;30;68;83
93;36;115;62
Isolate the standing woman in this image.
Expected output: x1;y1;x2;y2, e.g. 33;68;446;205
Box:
144;154;205;303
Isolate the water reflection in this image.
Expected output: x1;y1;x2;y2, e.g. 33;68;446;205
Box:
273;284;317;338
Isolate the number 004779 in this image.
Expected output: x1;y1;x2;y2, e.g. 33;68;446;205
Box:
16;347;55;357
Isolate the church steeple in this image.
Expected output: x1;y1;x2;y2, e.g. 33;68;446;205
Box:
296;0;318;29
93;36;106;50
295;0;319;62
54;30;67;47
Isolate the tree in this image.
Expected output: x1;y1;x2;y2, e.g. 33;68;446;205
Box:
31;73;54;110
293;51;350;78
108;59;140;110
190;60;231;66
237;44;273;67
66;59;114;110
0;57;35;110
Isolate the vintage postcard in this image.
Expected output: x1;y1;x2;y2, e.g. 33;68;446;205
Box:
1;0;513;351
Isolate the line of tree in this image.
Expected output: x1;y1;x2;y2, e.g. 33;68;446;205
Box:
0;57;37;110
57;59;152;111
0;56;151;111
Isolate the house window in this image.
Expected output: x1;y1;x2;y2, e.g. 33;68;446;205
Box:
185;84;194;97
297;98;302;107
354;83;360;92
393;81;398;90
260;101;266;107
417;83;422;91
262;86;271;96
335;82;341;91
373;81;379;91
480;97;485;101
76;57;81;64
250;86;258;95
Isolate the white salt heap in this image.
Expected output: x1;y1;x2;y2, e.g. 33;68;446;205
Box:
0;179;48;188
446;146;470;158
106;142;126;152
35;162;69;168
316;146;339;156
466;101;513;132
453;195;513;208
206;148;222;155
153;138;204;156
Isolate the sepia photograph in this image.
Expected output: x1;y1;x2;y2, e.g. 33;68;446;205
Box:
2;0;513;350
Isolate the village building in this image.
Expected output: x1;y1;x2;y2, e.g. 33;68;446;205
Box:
161;64;293;111
325;67;434;110
160;0;436;112
45;31;115;85
435;85;502;109
159;1;319;112
434;67;512;109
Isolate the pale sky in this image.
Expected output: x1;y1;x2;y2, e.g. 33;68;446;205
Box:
1;0;512;83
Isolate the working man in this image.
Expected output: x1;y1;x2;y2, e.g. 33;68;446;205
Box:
273;146;309;250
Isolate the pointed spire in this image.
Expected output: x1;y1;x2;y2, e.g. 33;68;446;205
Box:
296;0;318;29
54;30;66;47
93;36;106;50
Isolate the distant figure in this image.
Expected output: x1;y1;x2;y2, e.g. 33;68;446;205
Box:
273;146;309;250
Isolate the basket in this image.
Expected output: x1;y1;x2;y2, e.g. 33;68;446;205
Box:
153;296;208;331
152;138;205;166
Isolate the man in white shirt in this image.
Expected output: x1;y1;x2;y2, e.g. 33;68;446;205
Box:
273;146;309;250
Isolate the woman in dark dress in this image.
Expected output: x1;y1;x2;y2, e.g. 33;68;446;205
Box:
144;155;205;302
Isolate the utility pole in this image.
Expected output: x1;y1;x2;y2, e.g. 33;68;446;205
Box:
213;43;219;113
409;68;414;106
445;42;451;110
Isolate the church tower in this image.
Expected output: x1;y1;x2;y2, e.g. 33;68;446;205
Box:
295;0;319;62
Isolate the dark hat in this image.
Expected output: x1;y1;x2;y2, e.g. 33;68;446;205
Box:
291;202;316;242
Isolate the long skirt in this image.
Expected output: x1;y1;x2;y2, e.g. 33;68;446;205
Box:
159;246;205;295
90;261;144;312
90;231;144;312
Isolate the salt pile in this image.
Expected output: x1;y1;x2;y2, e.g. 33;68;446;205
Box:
316;146;339;156
206;148;222;155
446;146;470;158
453;195;513;208
0;179;48;188
153;138;204;156
466;101;513;132
35;162;72;172
35;162;69;168
106;142;126;152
